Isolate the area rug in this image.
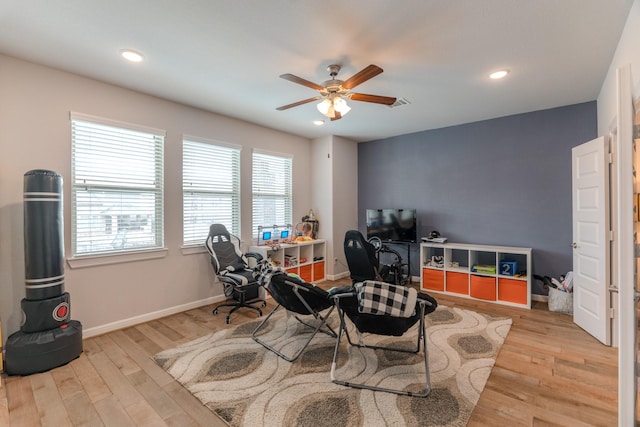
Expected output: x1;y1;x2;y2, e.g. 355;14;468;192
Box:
154;305;511;427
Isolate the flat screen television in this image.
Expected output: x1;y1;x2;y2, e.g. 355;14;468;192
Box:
366;208;417;243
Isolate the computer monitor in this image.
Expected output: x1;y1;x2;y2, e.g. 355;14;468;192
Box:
257;224;293;245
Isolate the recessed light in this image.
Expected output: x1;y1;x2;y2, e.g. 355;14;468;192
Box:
313;120;325;126
489;69;509;79
120;49;144;63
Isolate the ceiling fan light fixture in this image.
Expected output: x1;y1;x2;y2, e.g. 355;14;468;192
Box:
317;96;350;119
317;98;332;115
278;63;392;120
333;97;351;115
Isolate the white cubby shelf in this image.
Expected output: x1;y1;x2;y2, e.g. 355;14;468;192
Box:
420;242;532;309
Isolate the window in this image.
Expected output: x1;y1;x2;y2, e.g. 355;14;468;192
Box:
183;138;241;245
252;150;292;238
71;113;165;256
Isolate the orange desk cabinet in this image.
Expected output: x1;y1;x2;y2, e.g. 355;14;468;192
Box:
446;271;469;295
498;278;528;304
313;261;325;281
422;269;444;291
470;275;496;301
299;264;313;282
286;267;299;277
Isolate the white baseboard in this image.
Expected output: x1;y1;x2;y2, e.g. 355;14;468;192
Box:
327;271;351;281
83;295;227;338
531;294;548;302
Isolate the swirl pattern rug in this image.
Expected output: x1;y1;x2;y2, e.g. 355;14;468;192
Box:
154;305;511;426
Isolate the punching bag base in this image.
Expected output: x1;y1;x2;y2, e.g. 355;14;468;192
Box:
21;293;71;333
4;320;83;376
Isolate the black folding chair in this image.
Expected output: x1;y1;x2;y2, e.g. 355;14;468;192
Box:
330;280;437;397
251;261;343;362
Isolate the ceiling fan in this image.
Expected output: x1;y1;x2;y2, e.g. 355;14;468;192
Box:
276;64;397;121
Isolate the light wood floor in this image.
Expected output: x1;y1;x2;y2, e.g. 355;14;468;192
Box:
0;279;620;426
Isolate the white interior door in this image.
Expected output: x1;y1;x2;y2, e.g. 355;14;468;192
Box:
572;136;611;345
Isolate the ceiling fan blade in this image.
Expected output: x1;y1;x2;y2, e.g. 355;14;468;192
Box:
349;93;397;105
341;65;383;90
280;74;325;91
276;96;321;111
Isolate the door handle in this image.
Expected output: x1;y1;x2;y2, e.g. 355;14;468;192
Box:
570;242;578;248
608;286;640;302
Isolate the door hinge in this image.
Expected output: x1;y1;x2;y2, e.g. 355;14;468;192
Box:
608;152;613;164
633;124;640;139
609;307;615;318
609;230;615;241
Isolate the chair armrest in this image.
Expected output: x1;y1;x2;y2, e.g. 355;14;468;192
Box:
245;252;264;262
417;292;437;305
417;292;438;314
330;289;357;301
218;276;240;287
327;286;355;297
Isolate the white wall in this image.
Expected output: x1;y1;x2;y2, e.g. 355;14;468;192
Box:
0;55;312;339
310;136;333;271
331;136;358;277
597;0;640;133
310;135;358;279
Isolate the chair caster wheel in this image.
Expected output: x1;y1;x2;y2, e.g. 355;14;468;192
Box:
213;309;218;315
225;318;231;324
261;302;267;308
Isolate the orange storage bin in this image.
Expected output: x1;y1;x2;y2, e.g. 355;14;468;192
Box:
470;275;496;300
313;261;325;281
286;267;299;277
498;278;527;304
422;269;444;291
299;264;313;282
446;271;469;295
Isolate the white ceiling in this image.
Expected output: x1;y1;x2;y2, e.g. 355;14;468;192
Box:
0;1;633;142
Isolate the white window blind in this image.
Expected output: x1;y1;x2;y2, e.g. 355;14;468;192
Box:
252;151;292;238
183;139;240;245
71;114;165;256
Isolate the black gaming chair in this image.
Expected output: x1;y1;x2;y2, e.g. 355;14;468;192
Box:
331;280;438;397
344;229;387;283
205;224;266;324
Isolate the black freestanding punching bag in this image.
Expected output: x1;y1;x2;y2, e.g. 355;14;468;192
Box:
4;170;83;375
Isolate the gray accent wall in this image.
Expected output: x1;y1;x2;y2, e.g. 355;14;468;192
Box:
358;101;597;295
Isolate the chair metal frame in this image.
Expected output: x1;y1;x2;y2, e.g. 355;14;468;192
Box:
330;291;433;397
252;273;338;362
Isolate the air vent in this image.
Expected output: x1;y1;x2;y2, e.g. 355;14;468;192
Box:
389;97;411;108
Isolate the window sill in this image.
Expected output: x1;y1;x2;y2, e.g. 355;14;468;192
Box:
67;248;169;269
181;244;207;255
